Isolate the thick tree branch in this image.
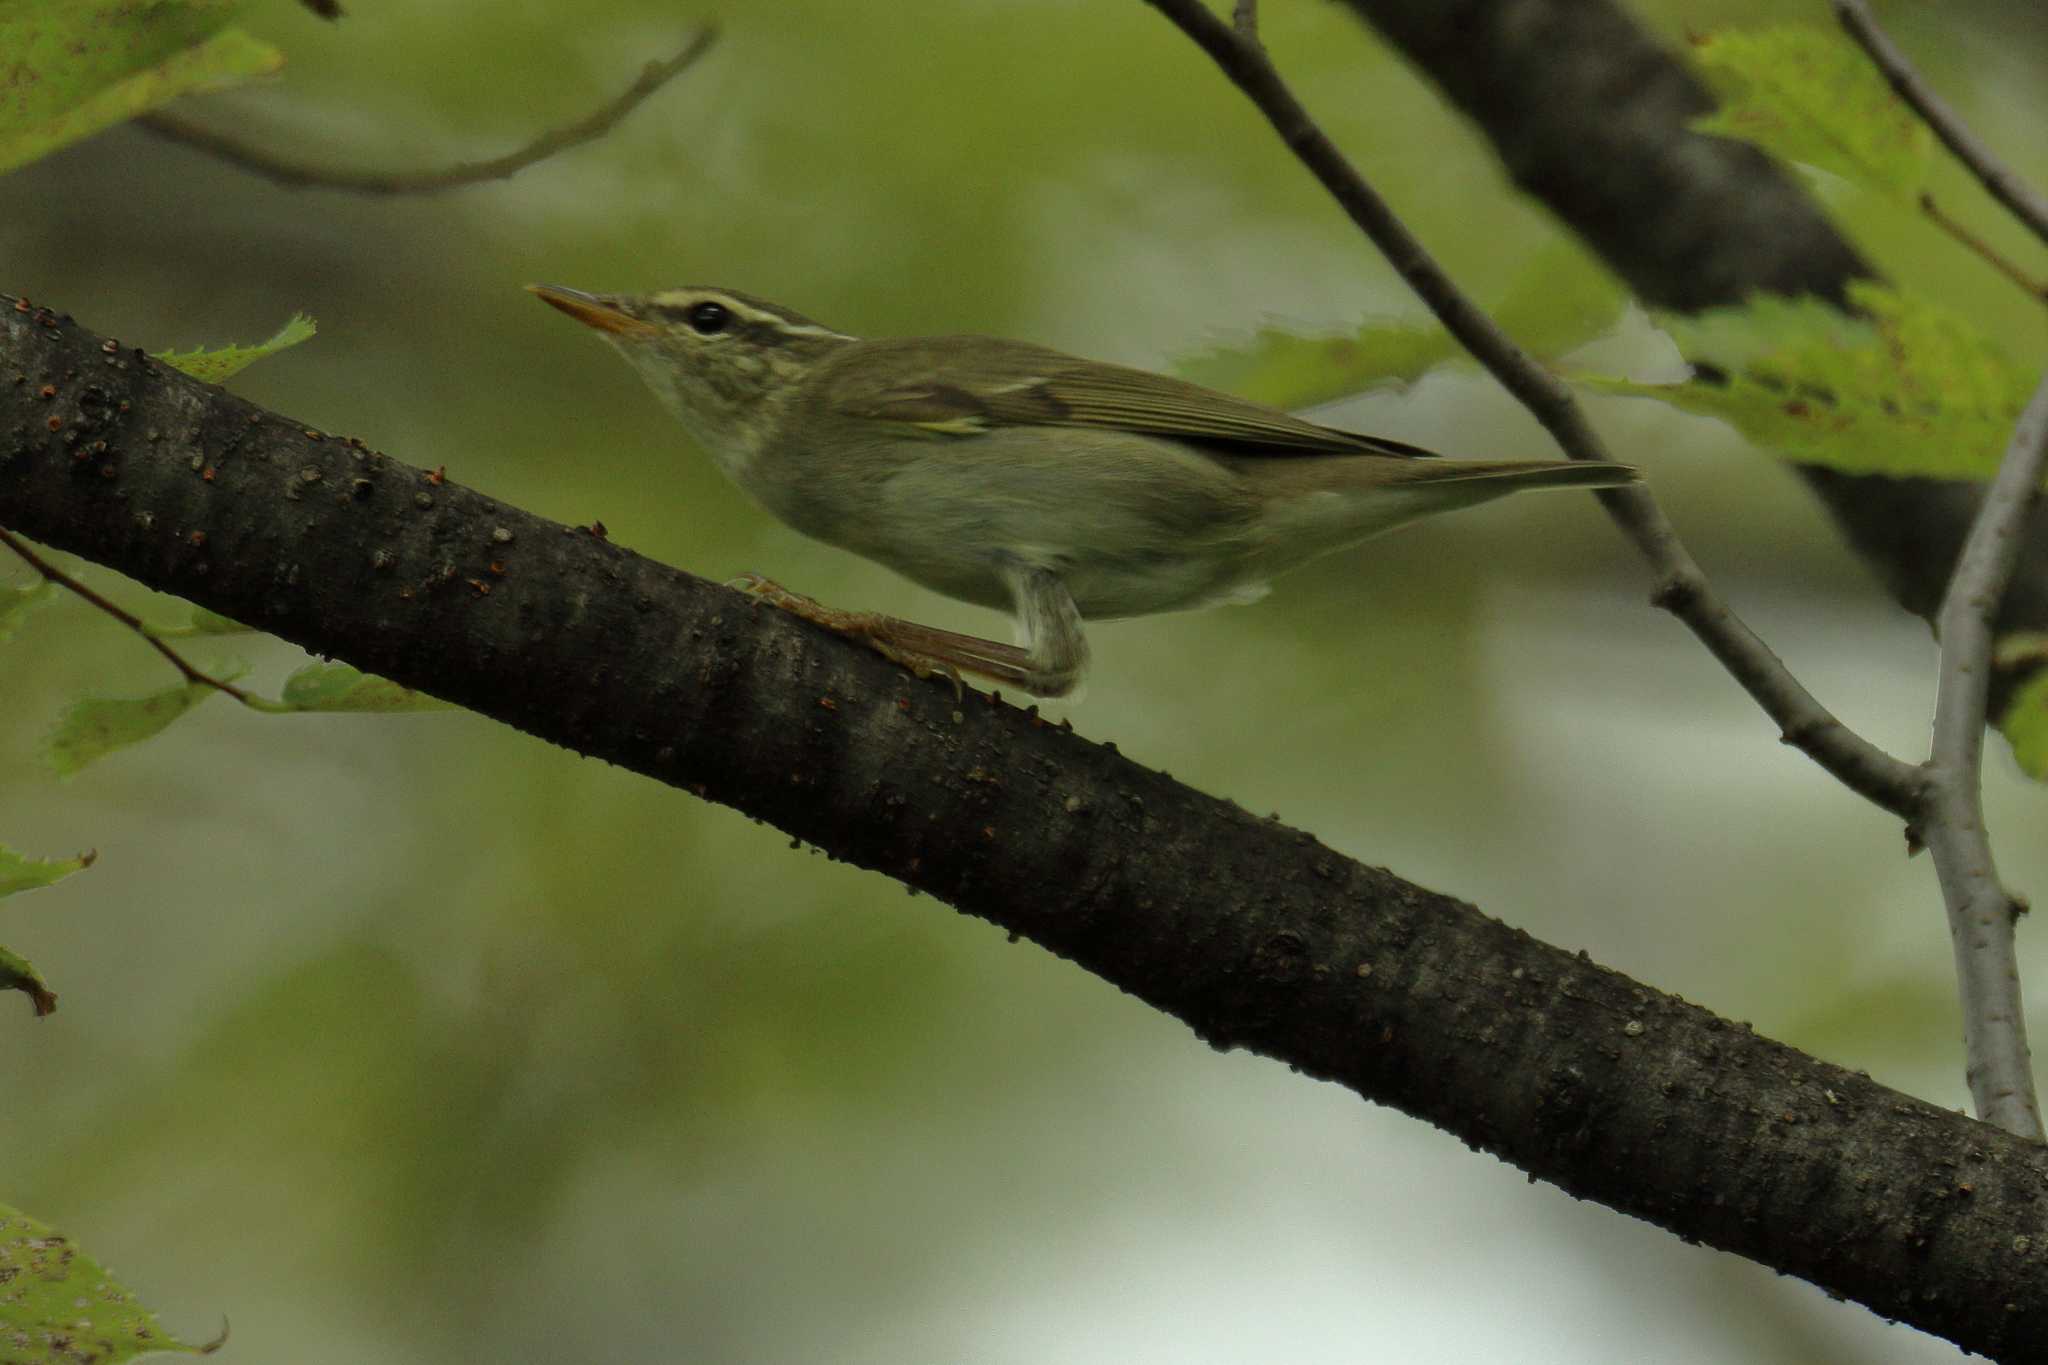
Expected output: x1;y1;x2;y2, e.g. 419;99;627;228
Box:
1334;0;2048;721
1925;374;2048;1138
1142;0;1922;818
134;26;718;196
7;299;2048;1360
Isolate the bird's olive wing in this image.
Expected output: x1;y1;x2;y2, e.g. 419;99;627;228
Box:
826;338;1440;458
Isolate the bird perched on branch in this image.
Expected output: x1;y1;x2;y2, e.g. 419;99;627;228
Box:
532;283;1636;696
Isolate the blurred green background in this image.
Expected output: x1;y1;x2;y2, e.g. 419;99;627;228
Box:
4;1;2046;1360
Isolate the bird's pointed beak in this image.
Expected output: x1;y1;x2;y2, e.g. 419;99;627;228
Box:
526;283;662;339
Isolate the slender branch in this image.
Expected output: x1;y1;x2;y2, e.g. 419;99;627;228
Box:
134;26;718;195
1919;193;2048;304
1330;0;2048;735
1833;0;2048;249
1924;372;2048;1139
1142;0;1925;820
1832;0;2048;1138
0;525;254;705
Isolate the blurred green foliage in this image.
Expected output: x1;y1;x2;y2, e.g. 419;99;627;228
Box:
0;0;280;174
0;2;2043;1363
1691;24;1935;202
46;679;232;778
1577;282;2035;481
1998;638;2048;780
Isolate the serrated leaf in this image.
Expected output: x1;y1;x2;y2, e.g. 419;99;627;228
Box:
0;580;55;645
1690;25;1933;203
1574;283;2034;480
145;604;254;638
0;844;94;900
0;2;283;174
0;1203;212;1357
46;676;237;778
278;663;448;713
183;606;250;635
155;313;316;384
0;845;91;1018
0;945;58;1017
1174;244;1624;414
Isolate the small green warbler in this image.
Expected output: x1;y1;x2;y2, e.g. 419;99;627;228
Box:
532;283;1636;696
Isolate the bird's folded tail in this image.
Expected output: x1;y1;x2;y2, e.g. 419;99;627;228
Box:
1386;459;1639;491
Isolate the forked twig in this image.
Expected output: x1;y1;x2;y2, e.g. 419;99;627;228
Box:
0;526;255;705
136;26;718;196
1142;0;1923;818
1143;0;2048;1137
1834;0;2048;249
1918;193;2048;303
1921;375;2048;1137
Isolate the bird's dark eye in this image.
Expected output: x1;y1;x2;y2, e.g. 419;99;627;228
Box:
685;302;731;335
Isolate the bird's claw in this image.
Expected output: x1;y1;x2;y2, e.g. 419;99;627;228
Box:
727;573;966;699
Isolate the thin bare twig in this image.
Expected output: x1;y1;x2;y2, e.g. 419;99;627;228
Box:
1922;373;2048;1138
135;25;718;196
1142;0;1925;819
1834;0;2048;249
0;526;255;704
1919;193;2048;303
1840;0;2048;1141
1232;1;1259;42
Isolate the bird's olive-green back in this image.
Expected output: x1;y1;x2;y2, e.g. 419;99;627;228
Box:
813;336;1443;458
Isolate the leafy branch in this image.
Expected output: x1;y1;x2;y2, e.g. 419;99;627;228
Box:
1831;0;2048;253
1141;0;2046;1137
1691;21;2048;303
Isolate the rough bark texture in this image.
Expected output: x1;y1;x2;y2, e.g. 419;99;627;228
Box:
8;298;2048;1359
1337;0;2048;716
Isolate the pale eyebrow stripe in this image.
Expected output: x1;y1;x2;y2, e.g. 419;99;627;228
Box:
645;289;854;340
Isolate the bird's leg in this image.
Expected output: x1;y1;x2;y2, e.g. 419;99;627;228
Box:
999;564;1088;698
727;573;1084;698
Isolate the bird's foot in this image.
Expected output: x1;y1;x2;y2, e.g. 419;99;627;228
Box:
727;574;969;698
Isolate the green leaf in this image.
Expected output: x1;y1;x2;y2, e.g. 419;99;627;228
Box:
1690;25;1933;203
0;944;59;1017
277;663;449;713
0;1203;213;1358
1174;244;1624;414
0;845;92;1018
1575;283;2034;480
0;2;283;175
1175;318;1456;413
0;581;55;645
144;604;254;639
1489;243;1631;362
46;676;236;778
0;844;94;900
182;606;250;636
1996;636;2048;782
155;314;316;384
